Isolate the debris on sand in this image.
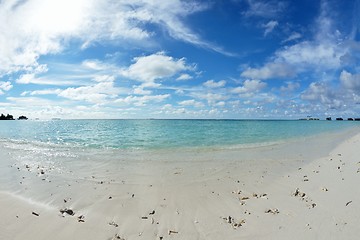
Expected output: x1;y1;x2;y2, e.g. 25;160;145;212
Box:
60;208;75;216
77;215;85;223
32;211;39;217
293;188;316;209
293;188;306;198
222;216;246;229
109;221;119;227
168;230;179;235
265;208;280;214
112;234;125;240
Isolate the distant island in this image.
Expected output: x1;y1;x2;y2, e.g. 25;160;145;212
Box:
0;114;28;120
300;116;360;121
0;114;14;120
18;115;28;120
299;116;320;120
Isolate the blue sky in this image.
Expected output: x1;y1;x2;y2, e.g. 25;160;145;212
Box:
0;0;360;119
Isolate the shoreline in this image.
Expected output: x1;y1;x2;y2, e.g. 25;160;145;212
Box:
0;119;358;151
1;128;360;239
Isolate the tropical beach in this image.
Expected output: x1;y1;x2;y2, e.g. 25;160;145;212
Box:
0;120;360;239
1;0;360;239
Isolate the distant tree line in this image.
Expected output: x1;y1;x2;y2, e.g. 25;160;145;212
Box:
0;114;28;120
0;113;14;120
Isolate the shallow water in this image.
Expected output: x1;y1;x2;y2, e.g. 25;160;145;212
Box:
0;119;358;150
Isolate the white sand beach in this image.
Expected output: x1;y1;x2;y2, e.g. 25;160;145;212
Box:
1;128;360;240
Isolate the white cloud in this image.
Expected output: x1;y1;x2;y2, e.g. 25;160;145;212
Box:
1;98;120;119
243;0;287;18
340;70;360;92
275;41;342;70
241;62;295;80
28;89;62;96
115;94;170;106
314;1;335;42
162;104;173;110
192;92;228;106
58;82;122;103
93;75;116;82
262;20;278;36
280;81;300;92
242;2;348;81
0;81;13;92
178;99;204;108
142;1;234;56
139;82;162;88
203;80;226;88
241;40;344;81
301;82;339;107
215;101;225;107
0;0;88;75
278;2;345;71
282;32;302;43
133;86;152;95
16;73;79;85
176;73;193;81
231;79;267;94
340;42;360;66
208;108;220;115
299;70;360;112
16;74;35;84
0;0;229;77
82;60;112;71
121;52;194;83
6;96;57;107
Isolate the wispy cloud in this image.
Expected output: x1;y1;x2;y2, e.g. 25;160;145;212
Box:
0;0;233;78
350;0;360;40
262;20;278;36
16;73;81;86
243;0;287;18
240;1;347;80
282;32;302;43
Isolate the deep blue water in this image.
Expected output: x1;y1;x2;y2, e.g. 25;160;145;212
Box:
0;119;358;150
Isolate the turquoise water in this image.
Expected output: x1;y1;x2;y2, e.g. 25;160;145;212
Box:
0;119;358;150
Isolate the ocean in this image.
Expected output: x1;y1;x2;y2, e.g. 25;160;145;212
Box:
0;119;358;150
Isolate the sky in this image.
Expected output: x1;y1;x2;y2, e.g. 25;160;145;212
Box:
0;0;360;119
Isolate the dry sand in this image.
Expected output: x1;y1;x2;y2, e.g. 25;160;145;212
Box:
1;129;360;240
